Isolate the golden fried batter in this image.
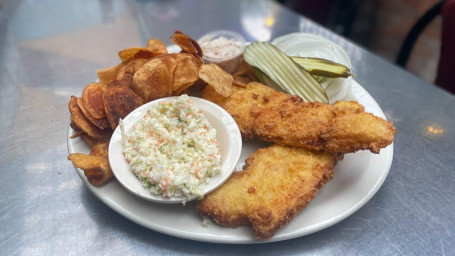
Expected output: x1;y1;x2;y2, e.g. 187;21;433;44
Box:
197;145;340;240
202;82;396;153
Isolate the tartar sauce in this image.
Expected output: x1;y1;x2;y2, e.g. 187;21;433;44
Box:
121;95;221;201
201;36;243;60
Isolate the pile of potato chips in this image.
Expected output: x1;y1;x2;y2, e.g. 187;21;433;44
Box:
67;31;255;186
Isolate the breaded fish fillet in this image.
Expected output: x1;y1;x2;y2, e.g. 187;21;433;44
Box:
197;145;341;240
202;82;396;153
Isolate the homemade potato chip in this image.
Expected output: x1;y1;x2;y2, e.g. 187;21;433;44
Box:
133;58;172;102
233;58;257;80
76;98;110;130
170;31;203;63
68;96;111;140
81;134;102;147
89;140;110;158
67;140;112;186
118;47;164;62
97;63;125;84
115;58;150;89
103;86;144;129
82;82;107;119
155;54;179;81
172;54;201;94
147;38;168;54
69;115;79;131
232;76;251;87
68;31;226;187
198;63;234;97
108;73;134;89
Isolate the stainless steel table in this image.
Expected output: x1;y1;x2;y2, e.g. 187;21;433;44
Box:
1;0;454;255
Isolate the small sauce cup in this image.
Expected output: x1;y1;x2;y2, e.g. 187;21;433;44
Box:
198;30;246;74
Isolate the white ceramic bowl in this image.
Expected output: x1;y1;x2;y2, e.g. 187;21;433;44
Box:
198;30;246;73
108;96;242;204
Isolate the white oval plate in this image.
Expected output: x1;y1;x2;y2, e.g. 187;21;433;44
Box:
109;96;242;204
67;80;393;243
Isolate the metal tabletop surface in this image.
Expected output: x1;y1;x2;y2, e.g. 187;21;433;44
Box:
1;0;454;255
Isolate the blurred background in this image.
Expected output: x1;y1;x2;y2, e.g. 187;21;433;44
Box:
277;0;443;86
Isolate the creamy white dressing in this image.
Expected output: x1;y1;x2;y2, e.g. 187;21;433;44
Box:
201;36;243;60
121;95;221;201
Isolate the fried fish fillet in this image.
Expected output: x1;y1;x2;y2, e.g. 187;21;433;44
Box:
197;145;341;240
202;82;396;153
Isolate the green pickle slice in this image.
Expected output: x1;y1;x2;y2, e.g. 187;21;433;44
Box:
243;42;328;103
291;57;354;78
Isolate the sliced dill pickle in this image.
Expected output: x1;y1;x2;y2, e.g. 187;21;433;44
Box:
291;57;354;78
243;42;328;103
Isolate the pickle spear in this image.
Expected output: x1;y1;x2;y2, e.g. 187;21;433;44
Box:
291;57;354;78
243;42;328;104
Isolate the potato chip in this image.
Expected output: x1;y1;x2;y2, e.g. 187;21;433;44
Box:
233;58;257;81
82;82;107;119
115;58;150;89
198;63;234;97
69;115;80;131
103;86;144;129
172;54;200;94
68;96;111;140
67;140;112;186
108;73;134;89
201;83;230;107
97;63;125;84
133;58;172;102
154;53;200;95
118;47;163;62
70;130;84;139
76;98;110;130
170;31;203;64
81;134;101;147
232;76;251;87
155;54;179;80
89;140;110;158
147;38;168;54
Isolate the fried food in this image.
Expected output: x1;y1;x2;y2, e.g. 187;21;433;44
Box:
97;63;125;84
103;86;144;129
133;58;172;102
80;134;102;147
201;82;271;138
69;31;208;187
76;98;110;130
147;38;168;54
117;58;150;82
170;30;203;60
68;96;111;140
232;76;250;87
154;53;201;95
118;47;164;62
172;54;201;94
199;64;234;97
202;82;396;154
82;82;108;119
197;144;340;240
67;140;112;186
